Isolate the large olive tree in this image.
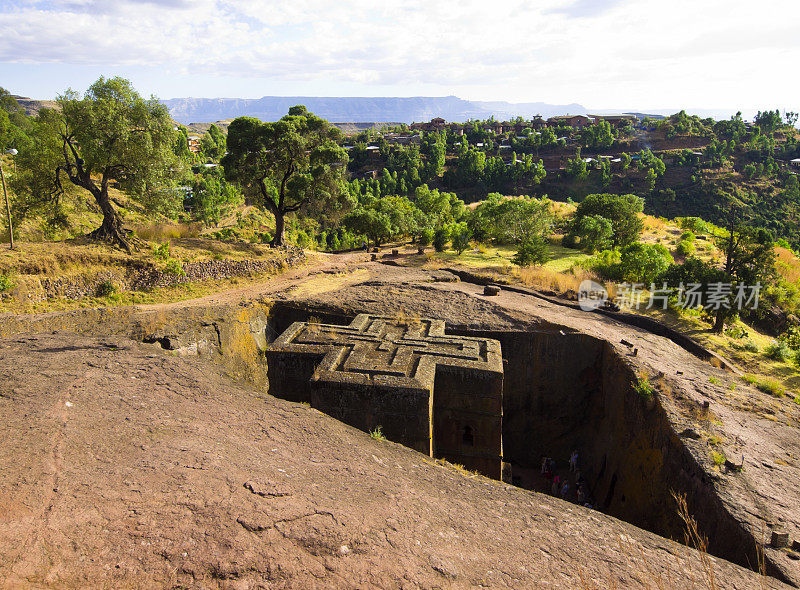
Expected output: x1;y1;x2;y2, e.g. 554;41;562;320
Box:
222;106;348;246
16;76;178;252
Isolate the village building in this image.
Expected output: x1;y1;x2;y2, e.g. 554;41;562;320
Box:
530;116;547;130
488;121;505;134
187;134;202;153
409;117;447;132
547;114;592;128
448;122;465;136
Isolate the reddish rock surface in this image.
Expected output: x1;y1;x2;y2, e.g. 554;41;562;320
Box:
0;333;788;589
1;255;798;588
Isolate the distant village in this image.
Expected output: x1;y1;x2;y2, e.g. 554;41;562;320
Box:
335;113;707;182
408;114;636;134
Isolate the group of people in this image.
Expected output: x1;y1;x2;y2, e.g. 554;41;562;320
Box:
540;450;594;509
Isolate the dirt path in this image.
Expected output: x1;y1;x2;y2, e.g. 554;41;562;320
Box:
132;250;373;311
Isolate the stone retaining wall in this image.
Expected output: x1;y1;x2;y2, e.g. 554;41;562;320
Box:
24;247;305;303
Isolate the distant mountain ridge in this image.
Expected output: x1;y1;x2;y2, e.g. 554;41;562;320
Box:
8;93;754;125
160;95;588;125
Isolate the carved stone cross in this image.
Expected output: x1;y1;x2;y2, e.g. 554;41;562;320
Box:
265;314;504;477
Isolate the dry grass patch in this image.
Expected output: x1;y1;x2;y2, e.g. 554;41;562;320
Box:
775;246;800;284
513;265;601;294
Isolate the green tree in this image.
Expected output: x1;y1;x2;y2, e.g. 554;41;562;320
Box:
222;106;348;246
644;167;657;190
192;168;242;226
421;131;446;180
573;214;613;252
14;76;178;252
433;226;450;251
0;88;31;152
413;185;465;229
710;214;776;333
469;195;553;245
200;124;226;161
454;148;486;186
619;243;673;284
173;125;192;161
580;120;614;149
343;207;392;248
755;109;782;134
565;148;588;180
419;227;434;247
512;235;549;267
450;222;472;254
572;193;644;248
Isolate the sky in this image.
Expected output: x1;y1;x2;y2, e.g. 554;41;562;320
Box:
0;0;798;115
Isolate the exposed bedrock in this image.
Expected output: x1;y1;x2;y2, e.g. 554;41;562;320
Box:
264;301;792;584
0;295;793;584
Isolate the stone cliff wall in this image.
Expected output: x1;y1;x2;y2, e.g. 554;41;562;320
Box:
455;326;781;581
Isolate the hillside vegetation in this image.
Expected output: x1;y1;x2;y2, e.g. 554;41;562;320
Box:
1;78;800;399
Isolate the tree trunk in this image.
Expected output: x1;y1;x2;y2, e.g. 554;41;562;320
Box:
1;165;13;250
89;185;131;254
712;310;726;334
272;212;285;247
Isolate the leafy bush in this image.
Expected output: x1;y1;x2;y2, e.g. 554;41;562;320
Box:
191;168;242;226
779;326;800;349
561;233;578;249
572;193;644;248
633;375;654;400
419;228;434;247
164;258;186;276
680;217;708;234
369;426;386;441
764;340;792;362
680;231;696;242
512;236;549;267
739;339;759;352
292;230;312;249
572;214;613;253
725;324;747;340
433;227;450;252
676;240;695;256
724;324;748;339
95;280;117;298
152;242;171;260
212;228;242;241
0;273;13;292
619;242;673;284
587;249;622;280
450;223;472;255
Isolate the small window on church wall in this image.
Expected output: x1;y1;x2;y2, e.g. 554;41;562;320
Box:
462;425;474;446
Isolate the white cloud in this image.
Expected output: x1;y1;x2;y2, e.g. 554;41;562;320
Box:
0;0;798;110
